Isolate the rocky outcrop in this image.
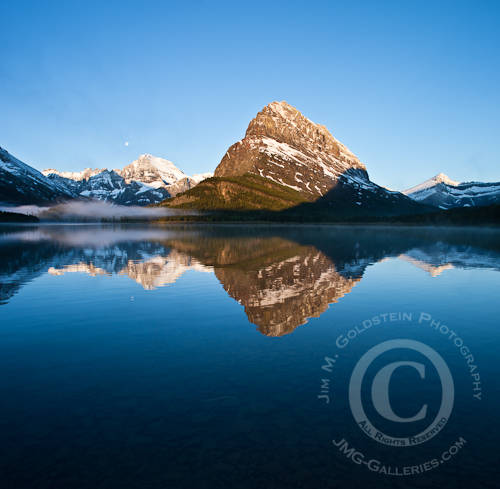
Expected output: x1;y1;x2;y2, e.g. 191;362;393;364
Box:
214;101;367;197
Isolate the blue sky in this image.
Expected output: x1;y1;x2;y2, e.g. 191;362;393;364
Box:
1;0;499;190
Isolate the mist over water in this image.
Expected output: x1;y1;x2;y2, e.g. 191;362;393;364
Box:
0;200;196;221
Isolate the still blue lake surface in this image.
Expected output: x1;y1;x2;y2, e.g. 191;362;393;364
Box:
0;224;499;488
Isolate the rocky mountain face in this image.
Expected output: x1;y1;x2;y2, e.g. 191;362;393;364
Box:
215;101;368;197
403;173;500;209
45;169;170;206
167;101;426;216
42;154;213;206
0;147;77;205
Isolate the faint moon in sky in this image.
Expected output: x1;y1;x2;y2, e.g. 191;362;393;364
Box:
124;141;129;147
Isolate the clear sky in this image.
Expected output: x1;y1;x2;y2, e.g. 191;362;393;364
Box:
1;0;499;190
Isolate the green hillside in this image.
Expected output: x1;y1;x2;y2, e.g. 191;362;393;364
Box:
161;173;312;211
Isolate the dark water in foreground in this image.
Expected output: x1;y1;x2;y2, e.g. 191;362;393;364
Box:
0;224;499;489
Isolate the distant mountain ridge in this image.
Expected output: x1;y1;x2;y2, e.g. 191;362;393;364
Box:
42;153;213;205
403;173;500;209
42;167;104;181
0;146;213;207
2;102;498;214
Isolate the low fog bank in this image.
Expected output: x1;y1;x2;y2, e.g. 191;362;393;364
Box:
0;201;197;221
0;226;195;247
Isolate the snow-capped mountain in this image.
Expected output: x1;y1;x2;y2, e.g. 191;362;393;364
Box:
215;101;368;197
404;173;460;194
118;154;187;188
42;155;213;206
403;173;500;209
0;146;199;207
0;147;77;205
80;170;170;205
168;101;426;215
43;169;169;206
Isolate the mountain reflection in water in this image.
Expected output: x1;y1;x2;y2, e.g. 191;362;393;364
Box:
1;224;499;336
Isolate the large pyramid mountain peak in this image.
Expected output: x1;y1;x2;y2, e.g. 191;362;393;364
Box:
214;101;367;196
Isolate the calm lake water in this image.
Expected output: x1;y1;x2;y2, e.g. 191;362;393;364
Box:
0;224;499;488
